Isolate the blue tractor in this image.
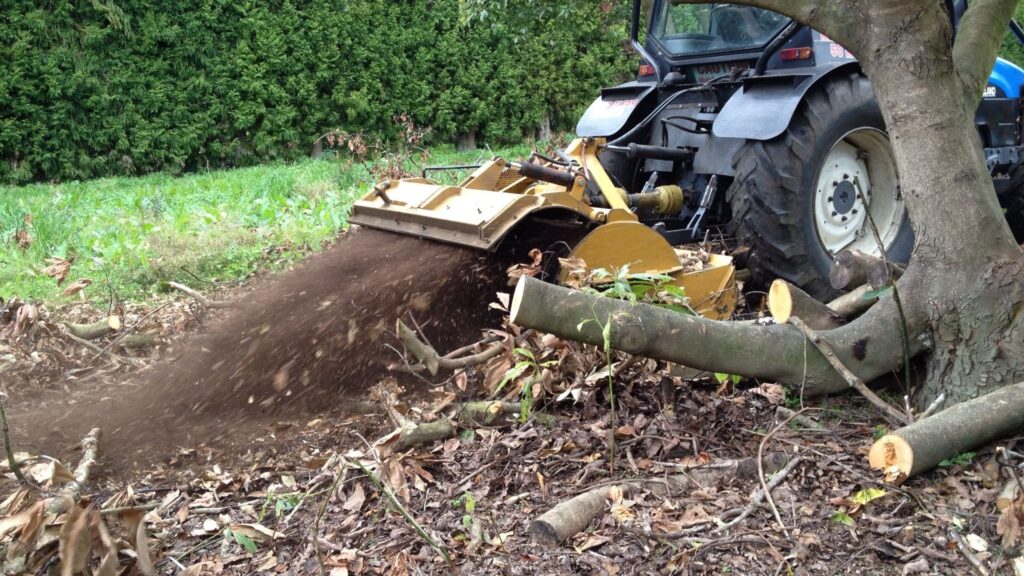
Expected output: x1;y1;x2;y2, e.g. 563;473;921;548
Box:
577;0;1024;298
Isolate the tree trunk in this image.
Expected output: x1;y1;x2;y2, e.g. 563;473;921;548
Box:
684;0;1024;410
456;132;477;152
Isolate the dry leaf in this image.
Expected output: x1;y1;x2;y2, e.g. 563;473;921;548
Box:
61;278;92;297
59;505;92;576
342;484;365;512
229;523;283;543
998;500;1023;548
120;510;155;575
573;533;610;553
13;230;32;250
41;256;74;286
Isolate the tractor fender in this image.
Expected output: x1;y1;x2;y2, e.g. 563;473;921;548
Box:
576;81;657;138
712;61;860;141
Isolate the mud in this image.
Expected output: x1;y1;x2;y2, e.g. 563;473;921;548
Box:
15;229;514;469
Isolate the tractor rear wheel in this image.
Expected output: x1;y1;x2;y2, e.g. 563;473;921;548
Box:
727;73;914;300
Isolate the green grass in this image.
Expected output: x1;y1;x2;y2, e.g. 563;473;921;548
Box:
0;142;536;304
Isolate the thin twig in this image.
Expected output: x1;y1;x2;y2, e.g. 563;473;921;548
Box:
715;455;803;534
789;316;909;425
312;458;347;576
352;459;451;563
919;393;945;419
950;529;990;576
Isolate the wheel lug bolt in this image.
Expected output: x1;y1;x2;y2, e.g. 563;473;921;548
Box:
843;174;849;180
828;196;833;202
841;216;848;222
832;181;838;187
831;211;838;216
852;209;858;214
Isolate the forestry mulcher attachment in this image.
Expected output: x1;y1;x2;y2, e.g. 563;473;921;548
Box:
351;0;1024;308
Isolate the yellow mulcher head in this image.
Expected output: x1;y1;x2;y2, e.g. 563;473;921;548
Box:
348;139;737;319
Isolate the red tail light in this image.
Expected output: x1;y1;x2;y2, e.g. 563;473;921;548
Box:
779;47;813;61
638;63;655;77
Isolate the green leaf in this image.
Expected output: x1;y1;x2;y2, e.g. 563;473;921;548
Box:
459;429;476;442
938;451;975;467
850;487;887;506
862;285;893;300
830;511;855;527
513;347;535;361
228;530;258;553
714;372;729;384
493;361;531;396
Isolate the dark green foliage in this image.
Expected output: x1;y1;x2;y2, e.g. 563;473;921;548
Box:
0;1;633;183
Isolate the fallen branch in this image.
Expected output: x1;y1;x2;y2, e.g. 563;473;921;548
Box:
396;320;508;375
64;316;120;340
776;406;823;430
47;427;101;515
869;381;1024;483
789;317;908;426
768;280;844;330
868;259;905;290
168;281;233;310
392;401;546;451
509;276;921;397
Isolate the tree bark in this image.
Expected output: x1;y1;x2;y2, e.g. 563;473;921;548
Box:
768;279;844;329
510;276;921;396
868;382;1024;483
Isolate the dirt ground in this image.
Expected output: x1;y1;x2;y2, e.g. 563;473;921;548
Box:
0;228;1022;575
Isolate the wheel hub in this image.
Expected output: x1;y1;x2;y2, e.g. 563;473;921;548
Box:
813;129;902;256
831;180;858;214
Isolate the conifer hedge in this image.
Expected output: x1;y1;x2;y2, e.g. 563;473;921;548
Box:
0;0;633;183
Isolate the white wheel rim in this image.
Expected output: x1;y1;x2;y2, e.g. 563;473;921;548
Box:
813;128;903;256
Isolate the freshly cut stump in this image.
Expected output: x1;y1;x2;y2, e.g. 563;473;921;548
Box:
768;279;844;330
869;381;1024;483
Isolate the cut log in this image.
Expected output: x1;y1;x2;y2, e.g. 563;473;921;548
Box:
392;401;550;451
827;284;877;319
830;250;883;290
768;280;844;330
528;455;791;544
65;316;120;340
868;382;1024;483
868;259;904;290
116;333;162;349
510;276;920;397
393;420;456;452
530;485;617;545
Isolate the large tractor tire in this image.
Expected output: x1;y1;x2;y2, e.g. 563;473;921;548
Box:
998;161;1024;242
727;73;914;300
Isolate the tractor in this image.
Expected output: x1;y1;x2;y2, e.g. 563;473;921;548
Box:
350;0;1024;308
